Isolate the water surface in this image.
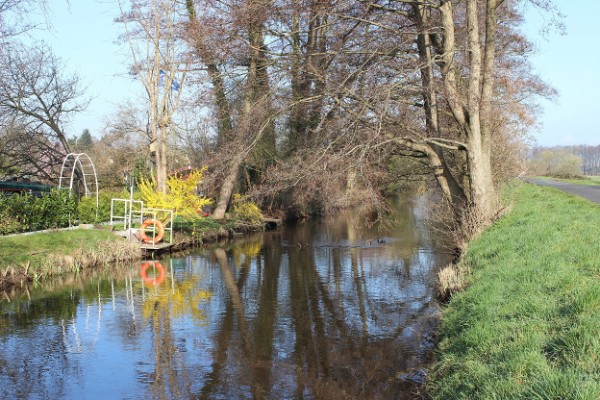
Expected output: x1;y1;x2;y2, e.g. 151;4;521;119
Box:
0;198;449;399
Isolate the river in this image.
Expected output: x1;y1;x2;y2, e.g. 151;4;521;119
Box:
0;196;450;400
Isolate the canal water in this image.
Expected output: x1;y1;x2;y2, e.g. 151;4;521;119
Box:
0;197;449;400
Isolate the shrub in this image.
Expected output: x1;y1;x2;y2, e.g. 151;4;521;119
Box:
529;149;583;178
0;189;76;234
138;169;212;219
0;214;21;235
173;216;223;239
231;194;263;223
77;190;132;224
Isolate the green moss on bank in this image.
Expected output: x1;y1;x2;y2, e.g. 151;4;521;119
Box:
429;182;600;399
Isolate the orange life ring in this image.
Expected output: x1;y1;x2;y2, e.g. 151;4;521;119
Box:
139;219;165;244
140;261;166;286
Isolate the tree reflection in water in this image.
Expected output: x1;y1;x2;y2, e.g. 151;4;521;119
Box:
0;198;448;399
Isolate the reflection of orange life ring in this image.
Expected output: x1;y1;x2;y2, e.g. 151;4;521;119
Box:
140;261;166;286
139;219;165;244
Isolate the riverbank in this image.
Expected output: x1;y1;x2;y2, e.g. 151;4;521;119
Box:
428;182;600;399
0;218;267;292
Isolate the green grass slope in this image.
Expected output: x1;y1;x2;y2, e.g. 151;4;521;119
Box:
0;229;121;269
429;182;600;399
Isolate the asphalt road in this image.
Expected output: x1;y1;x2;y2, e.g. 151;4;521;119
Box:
526;178;600;205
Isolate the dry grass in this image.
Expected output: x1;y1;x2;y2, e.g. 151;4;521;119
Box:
44;239;141;275
436;262;472;301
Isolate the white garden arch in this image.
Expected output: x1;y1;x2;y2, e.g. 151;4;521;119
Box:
59;153;99;218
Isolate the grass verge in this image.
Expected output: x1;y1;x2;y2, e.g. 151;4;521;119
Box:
0;229;140;287
535;175;600;186
429;182;600;399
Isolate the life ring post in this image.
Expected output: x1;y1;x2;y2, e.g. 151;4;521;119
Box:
139;218;165;244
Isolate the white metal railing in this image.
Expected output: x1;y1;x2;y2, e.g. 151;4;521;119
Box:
109;198;173;246
110;198;144;231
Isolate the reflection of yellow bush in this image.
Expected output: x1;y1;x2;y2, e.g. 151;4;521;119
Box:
142;272;211;324
231;194;262;223
138;169;212;219
240;240;262;258
233;236;263;266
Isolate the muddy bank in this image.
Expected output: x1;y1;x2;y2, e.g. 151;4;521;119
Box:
0;271;30;293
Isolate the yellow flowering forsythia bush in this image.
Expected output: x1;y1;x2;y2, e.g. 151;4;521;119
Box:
231;194;263;223
138;169;212;219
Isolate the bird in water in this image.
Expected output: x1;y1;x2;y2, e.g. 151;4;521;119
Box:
366;238;386;245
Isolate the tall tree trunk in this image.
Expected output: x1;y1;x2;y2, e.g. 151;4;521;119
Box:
288;0;328;153
157;124;169;193
247;11;276;177
465;0;498;220
212;153;244;219
185;0;234;144
152;5;167;193
413;4;439;135
287;0;307;154
437;0;498;224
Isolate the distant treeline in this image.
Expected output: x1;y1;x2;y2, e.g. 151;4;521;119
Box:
533;145;600;176
570;145;600;175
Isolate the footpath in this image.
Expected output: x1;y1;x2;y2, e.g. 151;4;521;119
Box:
526;178;600;204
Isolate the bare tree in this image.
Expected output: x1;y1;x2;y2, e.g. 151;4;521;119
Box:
116;0;189;193
576;145;600;176
0;0;48;41
174;0;555;234
534;145;600;177
184;0;279;219
0;123;65;181
0;42;86;181
258;0;554;236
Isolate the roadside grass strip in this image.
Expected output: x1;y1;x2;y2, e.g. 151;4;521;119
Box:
429;182;600;399
535;176;600;186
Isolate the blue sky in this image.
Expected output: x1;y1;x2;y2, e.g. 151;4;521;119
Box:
524;0;600;146
39;0;599;147
35;0;137;139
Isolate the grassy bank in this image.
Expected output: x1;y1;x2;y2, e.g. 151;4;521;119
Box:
429;182;600;399
0;229;140;288
0;217;266;291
